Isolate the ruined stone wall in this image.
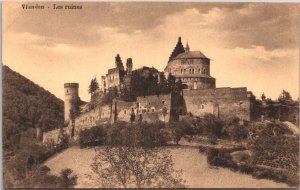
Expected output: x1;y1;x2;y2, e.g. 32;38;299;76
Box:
111;95;172;123
74;104;111;136
183;87;251;121
136;94;172;123
43;128;66;145
113;99;135;123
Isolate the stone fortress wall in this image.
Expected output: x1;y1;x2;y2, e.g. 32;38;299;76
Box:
183;87;254;121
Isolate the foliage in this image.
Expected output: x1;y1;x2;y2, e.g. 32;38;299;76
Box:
2;65;64;153
78;122;168;148
88;77;99;94
206;148;237;168
4;127;72;188
91;146;186;188
278;90;293;104
248;123;298;172
5;165;77;188
59;168;78;188
79;125;107;148
169;121;190;144
223;117;248;142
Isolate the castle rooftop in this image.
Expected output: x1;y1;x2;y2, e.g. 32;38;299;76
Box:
173;50;208;60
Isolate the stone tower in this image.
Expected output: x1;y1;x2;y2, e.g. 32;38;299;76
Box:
126;58;133;74
64;83;79;123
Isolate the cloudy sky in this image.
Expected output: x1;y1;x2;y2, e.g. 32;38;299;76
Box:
3;2;299;101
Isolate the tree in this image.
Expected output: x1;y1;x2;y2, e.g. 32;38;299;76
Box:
167;74;176;92
261;93;266;101
91;146;186;188
278;90;293;104
88;78;99;94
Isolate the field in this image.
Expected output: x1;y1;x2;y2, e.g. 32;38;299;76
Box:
45;146;288;188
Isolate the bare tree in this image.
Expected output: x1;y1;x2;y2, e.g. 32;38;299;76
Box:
91;146;186;188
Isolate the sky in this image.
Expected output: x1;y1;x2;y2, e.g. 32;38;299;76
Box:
3;2;299;101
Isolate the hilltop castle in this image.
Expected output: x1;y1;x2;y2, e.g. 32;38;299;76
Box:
63;37;256;137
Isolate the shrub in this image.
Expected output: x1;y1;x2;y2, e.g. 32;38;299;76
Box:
206;148;237;168
202;114;224;137
224;117;248;142
59;168;78;188
79;126;106;148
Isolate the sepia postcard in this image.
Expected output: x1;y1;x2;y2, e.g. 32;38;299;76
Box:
2;1;300;189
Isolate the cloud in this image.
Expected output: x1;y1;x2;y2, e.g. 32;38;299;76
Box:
3;2;299;101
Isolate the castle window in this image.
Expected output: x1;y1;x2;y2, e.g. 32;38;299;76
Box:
152;108;155;112
192;68;195;74
201;104;204;109
162;100;165;105
67;90;69;93
203;69;206;74
147;109;150;113
124;110;126;114
184;69;186;74
148;102;151;106
198;69;201;73
181;69;183;74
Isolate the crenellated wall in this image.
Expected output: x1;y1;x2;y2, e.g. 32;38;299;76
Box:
183;87;251;121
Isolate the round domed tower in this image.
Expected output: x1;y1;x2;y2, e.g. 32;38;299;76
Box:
64;83;79;123
164;37;216;90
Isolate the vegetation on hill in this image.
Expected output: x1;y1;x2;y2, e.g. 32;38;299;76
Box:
2;65;76;188
3;65;64;152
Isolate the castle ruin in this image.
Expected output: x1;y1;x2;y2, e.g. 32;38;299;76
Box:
63;37;257;137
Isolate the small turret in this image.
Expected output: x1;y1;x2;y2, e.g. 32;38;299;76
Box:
126;58;133;74
185;42;190;52
115;54;124;71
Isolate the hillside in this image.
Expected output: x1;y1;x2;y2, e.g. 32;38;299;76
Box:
2;65;64;153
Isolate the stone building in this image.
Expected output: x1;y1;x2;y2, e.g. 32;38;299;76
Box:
101;54;126;92
164;37;216;90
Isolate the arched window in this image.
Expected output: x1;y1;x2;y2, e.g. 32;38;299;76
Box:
201;104;204;109
184;69;186;74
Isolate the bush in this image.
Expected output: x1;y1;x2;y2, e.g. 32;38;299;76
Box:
59;168;78;188
79;126;106;148
224;117;248;142
206;148;237;168
79;122;168;148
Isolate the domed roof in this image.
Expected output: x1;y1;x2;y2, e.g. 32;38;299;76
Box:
173;51;208;60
